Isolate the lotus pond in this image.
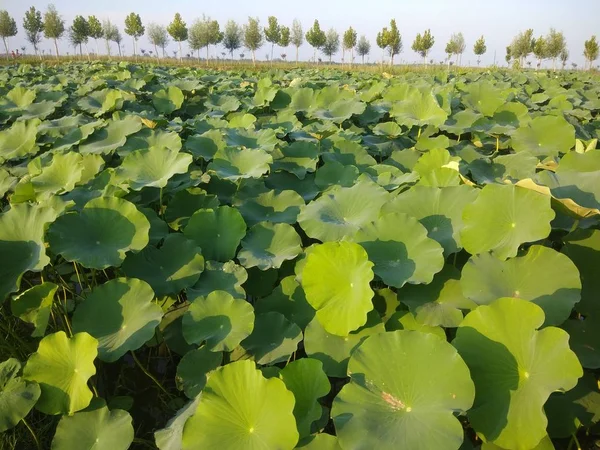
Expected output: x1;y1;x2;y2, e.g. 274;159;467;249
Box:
1;62;600;450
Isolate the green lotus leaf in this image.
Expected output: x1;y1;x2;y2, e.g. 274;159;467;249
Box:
355;212;444;288
304;310;385;378
469;152;539;184
0;358;40;432
280;359;330;438
390;88;448;128
255;276;315;330
235;312;302;365
205;94;241;113
481;435;555;450
184;129;226;161
139;206;169;246
183;290;254;351
11;282;58;337
461;184;554;260
561;317;600;369
52;401;134;450
253;78;279;107
225;128;279;151
289;87;316;112
440;109;482;135
460;245;581;326
322;139;376;170
47;196;150;269
165;188;219;230
0;203;58;299
271;141;319;179
538;169;600;211
72;278;162;362
562;229;600;315
384;185;478;255
153;86;185;114
0;168;16;196
187;260;247;299
120;128;182;155
176;347;223;398
416;167;460;187
227;112;257;129
372;288;402;322
77;88;123;116
181;360;299;450
413;148;460;176
385;310;446;338
3;85;36;110
22;331;98;415
332;330;475;450
235;189;304;226
314;161;359;191
184;206;246;262
462;82;508;117
298;179;390;242
453;297;583;450
311;98;366;123
29;152;84;199
266;171;320;202
53;119;105;152
207;147;273;181
373;121;403;137
79;115;143;155
155;397;199;450
0;119;40;162
122;234;205;297
399;265;476;328
512;115;575;158
301;242;374;336
545;373;600;438
238;222;302;270
118;147;192;190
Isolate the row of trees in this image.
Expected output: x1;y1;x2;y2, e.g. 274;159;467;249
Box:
0;6;598;69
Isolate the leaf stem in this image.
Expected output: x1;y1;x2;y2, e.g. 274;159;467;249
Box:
22;418;41;450
130;351;172;398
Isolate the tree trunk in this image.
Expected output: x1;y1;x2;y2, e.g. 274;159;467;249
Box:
85;43;90;61
251;49;256;66
54;38;59;58
154;44;159;61
197;48;200;62
2;37;8;60
351;47;354;68
118;44;122;57
178;41;182;62
390;53;394;66
231;49;234;61
296;46;299;65
553;57;556;72
132;36;136;58
362;54;365;64
271;42;274;65
79;43;82;56
95;39;99;58
106;40;111;57
329;53;332;63
206;45;209;66
342;47;345;65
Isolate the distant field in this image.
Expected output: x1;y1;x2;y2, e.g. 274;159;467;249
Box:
1;62;599;450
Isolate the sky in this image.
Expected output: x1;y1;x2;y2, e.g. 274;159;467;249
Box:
2;0;598;67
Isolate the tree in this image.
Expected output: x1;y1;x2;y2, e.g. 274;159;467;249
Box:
189;16;223;64
357;35;370;64
43;4;65;58
103;19;118;57
584;36;599;70
279;26;290;53
124;13;144;58
264;16;281;62
243;17;263;66
23;7;44;58
560;47;569;69
87;16;103;56
473;36;486;65
305;20;326;63
412;29;434;64
532;36;546;68
445;32;465;65
342;26;357;66
386;19;402;65
167;13;188;62
0;10;17;60
322;28;339;63
505;46;512;66
113;27;123;57
69;15;89;56
510;29;534;67
376;27;388;65
545;28;566;71
223;20;243;60
291;19;303;64
147;23;168;59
